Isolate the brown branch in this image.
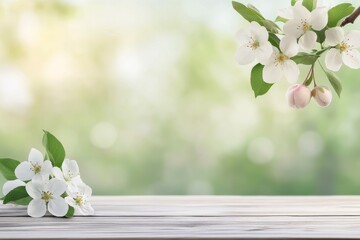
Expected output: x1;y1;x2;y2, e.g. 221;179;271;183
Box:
341;7;360;27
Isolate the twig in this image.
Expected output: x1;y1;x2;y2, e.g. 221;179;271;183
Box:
341;7;360;27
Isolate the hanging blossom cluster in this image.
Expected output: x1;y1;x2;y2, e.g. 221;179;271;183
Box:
0;131;94;218
233;0;360;108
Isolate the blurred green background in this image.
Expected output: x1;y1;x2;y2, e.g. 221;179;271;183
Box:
0;0;359;195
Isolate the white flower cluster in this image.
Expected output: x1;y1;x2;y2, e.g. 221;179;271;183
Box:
2;148;94;217
235;0;360;108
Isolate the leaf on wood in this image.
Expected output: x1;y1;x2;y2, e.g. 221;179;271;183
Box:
3;186;30;205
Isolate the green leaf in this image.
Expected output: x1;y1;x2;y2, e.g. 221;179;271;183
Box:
302;0;315;11
291;0;297;6
315;29;327;44
0;158;20;180
268;33;280;48
251;64;273;98
291;53;319;65
261;20;280;34
42;130;65;168
324;70;342;97
232;1;265;24
247;4;261;15
275;16;287;23
12;197;32;206
65;206;75;218
327;3;355;27
232;2;280;34
3;186;29;205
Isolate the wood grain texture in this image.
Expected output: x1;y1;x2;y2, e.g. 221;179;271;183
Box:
1;196;360;239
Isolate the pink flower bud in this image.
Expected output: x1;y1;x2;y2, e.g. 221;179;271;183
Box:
287;84;312;109
312;86;332;107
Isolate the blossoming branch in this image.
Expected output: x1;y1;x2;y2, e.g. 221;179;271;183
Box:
233;0;360;108
0;131;94;218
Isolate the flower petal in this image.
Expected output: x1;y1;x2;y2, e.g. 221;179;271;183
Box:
346;30;360;48
292;85;311;108
48;179;67;196
28;148;44;165
236;29;251;45
32;174;46;183
28;199;46;218
325;48;342;71
299;31;317;51
310;7;328;31
15;162;34;181
65;196;77;208
65;160;80;177
287;84;299;108
283;19;303;38
342;49;360;69
52;167;65;181
293;3;311;20
77;184;92;198
255;42;273;65
263;63;283;84
72;175;84;185
61;159;70;175
236;46;256;65
83;185;92;198
2;180;25;196
325;27;344;46
79;203;95;215
278;6;294;20
25;181;43;199
249;22;268;43
48;197;68;217
282;60;300;83
41;160;53;176
280;36;299;57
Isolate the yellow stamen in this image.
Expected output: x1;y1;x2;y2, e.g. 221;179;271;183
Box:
41;191;53;202
275;53;288;65
74;195;84;206
338;42;350;53
301;21;311;32
251;40;260;49
248;37;260;50
32;164;41;174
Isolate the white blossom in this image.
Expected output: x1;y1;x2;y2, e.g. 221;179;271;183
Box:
52;159;83;190
263;36;300;83
283;4;328;51
278;0;329;20
15;148;52;182
236;21;273;65
324;27;360;71
26;178;68;217
65;184;94;215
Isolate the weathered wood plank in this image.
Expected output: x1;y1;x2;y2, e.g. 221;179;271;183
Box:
1;196;360;239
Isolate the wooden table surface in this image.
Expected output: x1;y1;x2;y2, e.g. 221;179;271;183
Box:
1;196;360;239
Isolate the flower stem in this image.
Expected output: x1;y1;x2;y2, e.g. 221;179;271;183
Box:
341;7;360;27
317;60;326;72
303;64;314;85
312;65;317;87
